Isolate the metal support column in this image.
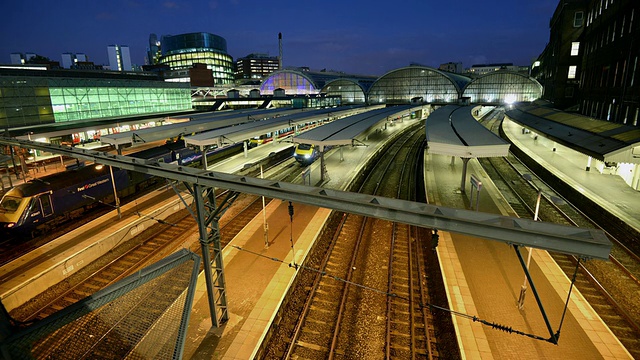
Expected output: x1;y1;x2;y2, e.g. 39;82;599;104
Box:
192;183;233;327
200;145;208;169
460;157;470;193
513;245;558;344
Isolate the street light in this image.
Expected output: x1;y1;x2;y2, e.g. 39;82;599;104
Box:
517;173;565;309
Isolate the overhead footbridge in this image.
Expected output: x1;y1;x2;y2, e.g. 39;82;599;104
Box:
100;108;303;152
426;105;510;192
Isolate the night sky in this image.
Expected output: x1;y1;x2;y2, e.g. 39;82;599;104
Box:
1;0;558;76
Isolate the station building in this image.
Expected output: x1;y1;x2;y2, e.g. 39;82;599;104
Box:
0;65;191;145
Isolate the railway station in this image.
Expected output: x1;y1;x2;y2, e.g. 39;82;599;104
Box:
0;103;635;359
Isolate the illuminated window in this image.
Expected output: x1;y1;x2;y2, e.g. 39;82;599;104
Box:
571;42;580;56
568;66;577;79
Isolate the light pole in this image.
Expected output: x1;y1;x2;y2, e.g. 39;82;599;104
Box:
109;165;121;219
261;165;269;248
517;173;541;310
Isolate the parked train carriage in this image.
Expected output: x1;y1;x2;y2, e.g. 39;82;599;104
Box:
0;164;130;236
0;139;249;237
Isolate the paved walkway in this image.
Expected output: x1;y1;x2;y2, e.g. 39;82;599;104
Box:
425;152;630;359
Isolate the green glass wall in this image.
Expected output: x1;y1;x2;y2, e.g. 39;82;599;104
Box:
0;76;191;128
0;77;55;128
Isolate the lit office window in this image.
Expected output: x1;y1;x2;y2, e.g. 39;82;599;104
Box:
568;66;577;79
571;42;580;56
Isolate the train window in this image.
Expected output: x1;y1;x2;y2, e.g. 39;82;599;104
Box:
0;196;21;213
40;195;54;217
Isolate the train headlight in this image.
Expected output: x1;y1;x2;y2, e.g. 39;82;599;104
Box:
304;154;311;159
5;222;15;228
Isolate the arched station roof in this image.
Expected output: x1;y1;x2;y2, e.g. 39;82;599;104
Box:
367;66;471;105
321;78;374;105
505;102;640;164
260;69;377;96
462;71;542;105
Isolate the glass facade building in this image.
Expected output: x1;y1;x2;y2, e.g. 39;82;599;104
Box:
462;71;543;104
0;70;191;129
368;66;470;104
159;33;234;85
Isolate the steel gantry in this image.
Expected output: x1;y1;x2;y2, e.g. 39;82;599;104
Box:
0;138;612;329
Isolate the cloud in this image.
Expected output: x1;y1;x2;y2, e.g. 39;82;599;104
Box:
163;1;179;9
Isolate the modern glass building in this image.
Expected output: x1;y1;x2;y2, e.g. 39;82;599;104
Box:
158;32;234;85
0;67;192;129
462;71;542;104
368;66;471;104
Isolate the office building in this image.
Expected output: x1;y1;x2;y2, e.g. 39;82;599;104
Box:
61;53;87;69
107;45;132;71
534;0;639;126
158;32;234;85
235;53;280;80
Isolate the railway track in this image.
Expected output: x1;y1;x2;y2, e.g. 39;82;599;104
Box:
478;109;640;358
260;124;458;359
7;153;303;355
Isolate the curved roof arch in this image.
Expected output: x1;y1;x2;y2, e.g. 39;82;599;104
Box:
462;71;542;104
321;78;371;104
367;66;470;105
260;70;320;95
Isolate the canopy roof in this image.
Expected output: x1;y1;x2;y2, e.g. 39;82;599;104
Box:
293;105;421;147
505;102;640;164
426;105;510;158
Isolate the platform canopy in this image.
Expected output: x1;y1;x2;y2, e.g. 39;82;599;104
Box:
293;105;424;147
100;108;300;147
506;101;640;165
183;105;371;149
426;105;510;158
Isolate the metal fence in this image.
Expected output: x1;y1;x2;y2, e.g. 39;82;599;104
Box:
1;249;200;360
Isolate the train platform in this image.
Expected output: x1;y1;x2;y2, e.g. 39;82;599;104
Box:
501;117;640;235
182;119;422;359
425;151;631;359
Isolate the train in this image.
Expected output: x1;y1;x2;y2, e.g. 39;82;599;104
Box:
0;140;243;237
293;144;319;166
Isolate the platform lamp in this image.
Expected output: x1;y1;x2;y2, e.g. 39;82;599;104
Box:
517;173;565;309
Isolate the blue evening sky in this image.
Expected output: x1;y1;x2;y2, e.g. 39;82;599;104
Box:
0;0;558;75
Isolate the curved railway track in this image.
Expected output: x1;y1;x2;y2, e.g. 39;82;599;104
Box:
478;109;640;358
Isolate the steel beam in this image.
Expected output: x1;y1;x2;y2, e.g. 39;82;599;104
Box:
0;137;612;260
